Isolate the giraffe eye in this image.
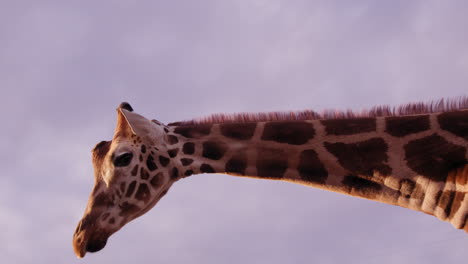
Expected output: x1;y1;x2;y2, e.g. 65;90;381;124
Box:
113;152;133;167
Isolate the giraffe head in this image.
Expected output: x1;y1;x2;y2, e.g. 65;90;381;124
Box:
73;103;180;258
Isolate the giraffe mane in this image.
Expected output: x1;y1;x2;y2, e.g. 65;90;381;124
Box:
168;96;468;126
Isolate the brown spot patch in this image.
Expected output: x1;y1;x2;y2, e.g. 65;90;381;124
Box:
120;182;126;193
321;118;376;135
461;214;468;229
150;173;163;188
411;183;426;201
168;149;179;158
135;183;151;203
174;125;211;138
324;138;392;176
109;217;115;224
140;167;150;180
297;149;328;184
125;181;137;197
438;191;456;217
202;141;227;160
181;158;194;166
159;156;170;167
397;179;426;201
399;179;415;199
146;155;157;171
438;111;468;140
93;192;113;207
200;164;214;173
434;191;443;206
171;167;179;179
385;115;430;137
450;191;466;219
119;202;141;217
405;134;467;182
101;212;110;221
261;121;315;145
141;145;147;153
166;135;179;145
131;165;139;176
184;170;194;176
342;175;382;198
183;142;195;155
220;123;256;140
256;148;288;178
225;153;247;175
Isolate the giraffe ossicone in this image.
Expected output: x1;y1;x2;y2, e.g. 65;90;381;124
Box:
73;99;468;258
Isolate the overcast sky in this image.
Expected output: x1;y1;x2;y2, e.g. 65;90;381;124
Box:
1;1;468;263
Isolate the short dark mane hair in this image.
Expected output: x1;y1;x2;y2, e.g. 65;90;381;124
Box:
169;96;468;126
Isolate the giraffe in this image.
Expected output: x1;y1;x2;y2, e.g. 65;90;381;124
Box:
73;99;468;258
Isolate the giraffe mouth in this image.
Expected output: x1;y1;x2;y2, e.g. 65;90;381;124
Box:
73;229;110;258
73;216;112;258
85;237;108;253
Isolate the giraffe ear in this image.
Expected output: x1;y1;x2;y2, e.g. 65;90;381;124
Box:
114;104;153;139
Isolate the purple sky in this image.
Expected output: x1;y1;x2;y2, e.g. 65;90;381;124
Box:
2;1;468;263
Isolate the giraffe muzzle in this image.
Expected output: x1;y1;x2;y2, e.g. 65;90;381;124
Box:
73;215;111;258
73;228;110;258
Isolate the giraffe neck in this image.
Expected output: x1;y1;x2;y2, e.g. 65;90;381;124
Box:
169;110;468;230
